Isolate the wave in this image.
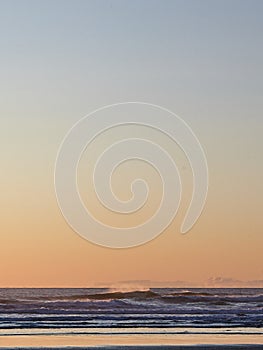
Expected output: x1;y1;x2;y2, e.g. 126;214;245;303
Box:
0;288;262;330
68;289;159;301
1;289;262;305
5;289;161;304
170;290;213;296
0;299;17;305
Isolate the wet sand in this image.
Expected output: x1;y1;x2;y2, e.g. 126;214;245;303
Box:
1;346;263;350
0;333;262;349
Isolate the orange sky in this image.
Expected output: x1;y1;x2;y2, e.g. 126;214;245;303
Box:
1;1;263;287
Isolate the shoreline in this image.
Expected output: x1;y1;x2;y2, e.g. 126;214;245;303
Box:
1;346;263;350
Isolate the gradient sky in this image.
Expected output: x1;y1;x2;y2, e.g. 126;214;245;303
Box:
1;0;263;287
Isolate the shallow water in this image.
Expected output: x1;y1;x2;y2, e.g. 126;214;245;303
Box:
0;288;262;347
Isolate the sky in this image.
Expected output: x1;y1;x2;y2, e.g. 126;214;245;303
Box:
1;0;263;287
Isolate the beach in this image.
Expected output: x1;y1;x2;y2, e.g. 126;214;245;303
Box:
0;335;263;348
1;345;263;350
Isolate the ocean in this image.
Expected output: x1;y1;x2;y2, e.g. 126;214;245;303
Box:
0;288;262;348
